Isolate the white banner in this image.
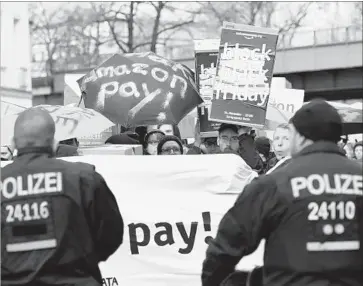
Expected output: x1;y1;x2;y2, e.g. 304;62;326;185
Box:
264;88;305;139
1;155;262;286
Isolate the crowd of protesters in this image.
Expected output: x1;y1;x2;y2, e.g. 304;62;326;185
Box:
1;116;362;172
8;120;354;174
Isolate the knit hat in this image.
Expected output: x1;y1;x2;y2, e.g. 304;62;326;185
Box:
290;99;342;143
255;136;271;158
157;135;184;155
105;133;140;145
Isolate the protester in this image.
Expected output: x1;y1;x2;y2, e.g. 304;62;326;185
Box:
218;123;263;172
202;99;363;286
255;136;271;162
135;126;148;146
1;145;13;161
353;140;363;163
338;135;354;158
201;137;219;154
186;120;218;155
187;137;219;155
271;123;290;160
217;123;240;153
144;129;165;155
1;108;124;286
265;154;292;175
254;136;275;174
157;135;184;155
147;124;181;139
261;123;292;172
344;142;354;159
338;135;348;149
236;126;264;173
181;139;190;154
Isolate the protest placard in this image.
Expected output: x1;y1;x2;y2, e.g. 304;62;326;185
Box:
194;39;221;137
209;22;279;128
1;155;261;286
264;88;305;140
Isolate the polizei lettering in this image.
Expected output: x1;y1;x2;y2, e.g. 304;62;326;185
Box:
1;172;63;200
291;174;363;198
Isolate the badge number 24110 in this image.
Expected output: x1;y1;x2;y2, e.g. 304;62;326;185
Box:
306;199;359;252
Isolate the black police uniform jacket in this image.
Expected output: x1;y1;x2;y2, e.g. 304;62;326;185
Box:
202;141;363;286
1;147;124;286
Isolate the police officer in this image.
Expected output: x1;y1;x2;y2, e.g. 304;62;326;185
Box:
1;108;124;286
202;99;363;286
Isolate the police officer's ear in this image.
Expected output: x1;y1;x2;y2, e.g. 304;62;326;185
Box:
9;138;17;159
11;138;16;150
52;139;59;154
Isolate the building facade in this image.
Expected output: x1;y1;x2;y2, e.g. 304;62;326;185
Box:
0;2;33;108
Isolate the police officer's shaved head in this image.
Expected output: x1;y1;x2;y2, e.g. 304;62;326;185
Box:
13;108;56;149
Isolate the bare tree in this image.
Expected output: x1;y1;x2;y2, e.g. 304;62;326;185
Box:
30;3;73;90
30;2;114;79
69;3;111;66
86;2;200;54
31;1;315;76
276;3;312;47
199;2;313;48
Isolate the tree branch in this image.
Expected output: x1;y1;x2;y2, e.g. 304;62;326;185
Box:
127;2;134;52
157;20;194;36
107;21;127;53
150;2;165;52
206;1;224;25
133;41;163;50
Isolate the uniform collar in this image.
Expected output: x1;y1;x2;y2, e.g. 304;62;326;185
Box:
16;146;54;161
295;141;345;158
